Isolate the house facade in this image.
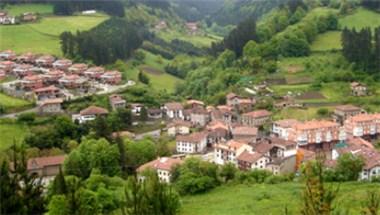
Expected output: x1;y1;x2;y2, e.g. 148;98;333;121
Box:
176;131;208;154
214;140;253;166
241;110;271;127
137;157;183;183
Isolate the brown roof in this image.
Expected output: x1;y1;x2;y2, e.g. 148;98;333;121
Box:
267;137;296;148
187;99;204;106
214;140;248;151
243;110;271;118
255;142;273;154
207;120;229;131
165;102;183;110
148;108;162;115
27;155;65;170
80;106;109;115
137;157;182;172
40;98;63;106
237;151;264;163
176;131;208;143
232;126;258;136
191;107;208;115
274;119;299;128
292;120;339;130
33;85;60;93
335;105;361;112
347;114;380;123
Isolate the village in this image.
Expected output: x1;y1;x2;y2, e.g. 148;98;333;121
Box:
0;50;130;115
1;49;376;186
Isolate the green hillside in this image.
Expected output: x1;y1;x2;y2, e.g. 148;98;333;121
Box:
181;182;380;215
0;15;108;56
5;3;53;16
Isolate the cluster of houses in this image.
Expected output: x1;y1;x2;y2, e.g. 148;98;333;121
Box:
0;50;123;114
0;11;37;25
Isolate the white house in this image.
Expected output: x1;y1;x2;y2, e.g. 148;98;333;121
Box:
163;102;184;119
176;131;208;154
72;105;109;124
137;157;183;183
272;119;299;140
167;120;191;136
213;140;252;166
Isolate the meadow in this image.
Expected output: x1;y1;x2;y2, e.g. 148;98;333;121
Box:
0;120;30;151
0;92;32;113
0;15;108;56
5;3;53;16
180;182;380;215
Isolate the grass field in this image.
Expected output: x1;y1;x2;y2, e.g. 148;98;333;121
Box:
5;3;53;16
157;29;221;48
0;15;108;56
340;7;380;30
0;93;32;113
0;120;30;151
310;31;342;51
180;182;380;215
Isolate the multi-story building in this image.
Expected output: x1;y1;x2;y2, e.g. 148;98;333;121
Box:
137;157;183;183
0;60;16;72
167;120;191;136
272;119;299;140
35;55;55;67
0;50;16;60
288;120;345;151
84;66;105;79
72;105;109;124
100;70;122;85
237;150;270;171
333;105;363;125
109;94;126;110
231;126;258;144
53;59;72;71
176;131;208;154
214;140;253;166
241;110;271;127
190;107;210;127
38;98;63;114
344;113;380;138
163;102;184;119
33;85;62;101
21;75;44;90
68;63;88;74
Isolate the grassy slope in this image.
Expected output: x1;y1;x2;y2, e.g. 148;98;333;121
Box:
181;182;380;215
0;93;32;112
5;3;53;16
0;120;29;151
311;7;380;51
0;15;107;56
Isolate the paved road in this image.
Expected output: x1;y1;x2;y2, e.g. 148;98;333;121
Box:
0;107;38;119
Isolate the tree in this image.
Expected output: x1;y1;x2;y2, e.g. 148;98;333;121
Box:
125;138;156;170
51;167;67;196
138;71;150;85
139;106;148;121
92;116;112;140
224;17;258;56
334;153;365;181
219;163;238;182
64;138;120;178
300;159;339;215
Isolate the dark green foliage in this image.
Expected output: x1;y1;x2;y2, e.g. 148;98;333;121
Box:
138;71;150;85
334;153;365;181
53;0;125;17
123;174;180;215
172;158;219;194
0;145;45;215
17;112;36;124
139;106;148;121
64;138;121;178
219;163;238;183
342;27;380;73
60;18;145;64
51;167;68;195
361;0;380;12
124;138;157;171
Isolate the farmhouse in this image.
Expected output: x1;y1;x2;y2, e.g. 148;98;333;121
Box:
0;16;15;25
176;131;208;154
34;85;62;101
22;12;37;22
154;20;168;31
186;99;204;109
333;105;364;124
24;155;65;184
53;59;73;71
130;103;144;116
214;140;253;166
163;102;184;119
185;22;198;34
72;105;109;124
241;110;271;127
68;63;88;74
35;55;55;67
351;82;367;96
137;157;182;183
100;70;122;85
210;105;234;124
38;98;63;114
109;94;126;110
226;92;254;112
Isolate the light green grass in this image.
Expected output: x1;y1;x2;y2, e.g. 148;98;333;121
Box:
310;31;342;51
181;182;380;215
157;29;221;48
5;3;53;16
271;84;311;96
0;93;32;112
274;106;335;121
0;15;108;56
0;121;29;151
340;7;380;30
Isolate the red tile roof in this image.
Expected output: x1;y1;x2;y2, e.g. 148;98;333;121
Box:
232;126;258;136
165;102;183;110
27;155;65;170
243;110;271;118
237;151;264;163
176;131;208;142
137;157;182;172
80;106;109;115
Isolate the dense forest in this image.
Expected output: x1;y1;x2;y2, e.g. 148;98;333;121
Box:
342;27;380;72
53;0;125;16
60;18;147;64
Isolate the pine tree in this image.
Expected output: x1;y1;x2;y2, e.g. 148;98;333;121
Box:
51;167;67;195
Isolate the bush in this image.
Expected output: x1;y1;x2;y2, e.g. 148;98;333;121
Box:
17;112;36;124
